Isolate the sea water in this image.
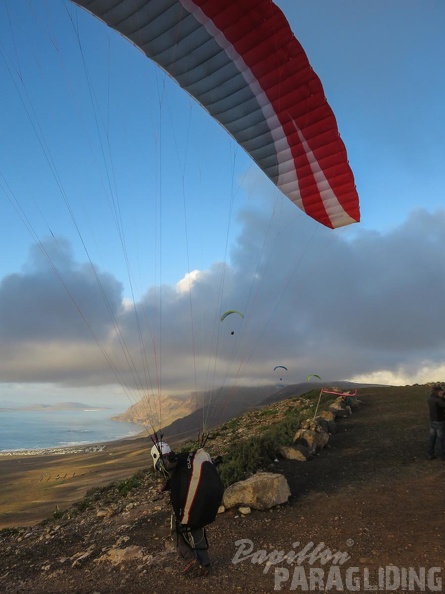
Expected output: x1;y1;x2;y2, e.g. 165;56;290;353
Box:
0;408;142;452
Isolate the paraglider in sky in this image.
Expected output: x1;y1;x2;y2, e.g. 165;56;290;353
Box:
306;374;322;381
70;0;360;230
273;365;288;382
220;310;244;335
220;310;245;323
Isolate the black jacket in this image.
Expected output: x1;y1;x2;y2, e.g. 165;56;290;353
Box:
427;393;445;422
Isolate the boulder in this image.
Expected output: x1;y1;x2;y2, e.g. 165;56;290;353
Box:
293;428;329;451
278;445;311;461
314;416;336;435
328;400;351;418
223;472;290;510
300;416;336;435
347;397;360;410
319;410;336;422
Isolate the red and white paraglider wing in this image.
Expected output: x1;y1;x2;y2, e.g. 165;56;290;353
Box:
71;0;360;229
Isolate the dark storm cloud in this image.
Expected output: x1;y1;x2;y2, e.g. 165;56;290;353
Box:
0;238;123;342
1;206;445;390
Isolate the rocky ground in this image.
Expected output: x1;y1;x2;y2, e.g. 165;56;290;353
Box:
1;385;444;594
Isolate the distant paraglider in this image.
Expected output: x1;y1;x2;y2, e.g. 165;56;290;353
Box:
273;365;288;383
220;310;244;323
306;374;322;381
221;310;244;335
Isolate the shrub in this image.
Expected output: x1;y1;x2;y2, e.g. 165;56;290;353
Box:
218;408;302;487
117;475;141;496
0;527;19;537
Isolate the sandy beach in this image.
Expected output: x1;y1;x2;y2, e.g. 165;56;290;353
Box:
0;434;151;529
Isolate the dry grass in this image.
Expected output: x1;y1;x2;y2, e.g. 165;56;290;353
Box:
0;437;150;528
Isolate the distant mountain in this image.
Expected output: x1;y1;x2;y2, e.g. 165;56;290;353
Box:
112;393;203;429
114;385;278;441
0;402;109;412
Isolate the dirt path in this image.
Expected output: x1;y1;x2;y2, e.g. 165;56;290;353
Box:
203;386;445;593
1;386;444;593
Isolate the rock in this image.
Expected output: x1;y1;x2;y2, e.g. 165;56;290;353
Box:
71;545;96;568
300;416;336;435
278;445;311;461
314;416;336;435
293;428;329;451
223;472;291;510
95;546;146;566
238;506;251;515
328;401;351;418
319;410;336;422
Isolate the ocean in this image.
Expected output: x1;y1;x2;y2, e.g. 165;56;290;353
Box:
0;408;143;452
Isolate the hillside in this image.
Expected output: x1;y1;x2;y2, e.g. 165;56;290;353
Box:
1;385;443;594
113;382;375;441
112;385;280;436
111;392;211;429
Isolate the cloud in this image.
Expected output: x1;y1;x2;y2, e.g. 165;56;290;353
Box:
1;204;445;402
176;270;202;294
0;238;123;342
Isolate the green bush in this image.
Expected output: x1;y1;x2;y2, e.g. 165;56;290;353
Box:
52;505;64;520
0;527;19;537
75;498;92;512
218;408;302;487
85;486;105;500
117;475;141;496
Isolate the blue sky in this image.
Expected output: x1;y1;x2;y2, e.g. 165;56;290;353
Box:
1;1;445;416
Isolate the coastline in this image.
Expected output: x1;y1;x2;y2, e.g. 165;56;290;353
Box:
0;443;108;457
0;405;148;457
0;431;151;529
0;427;148;458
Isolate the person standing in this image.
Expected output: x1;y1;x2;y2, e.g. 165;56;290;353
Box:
427;384;445;460
151;441;223;577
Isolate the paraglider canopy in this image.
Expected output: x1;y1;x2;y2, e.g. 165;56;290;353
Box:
306;374;322;381
70;0;360;229
220;310;244;323
221;310;244;336
273;365;288;383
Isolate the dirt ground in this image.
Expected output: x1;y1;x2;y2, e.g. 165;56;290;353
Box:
0;436;152;529
1;386;444;594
